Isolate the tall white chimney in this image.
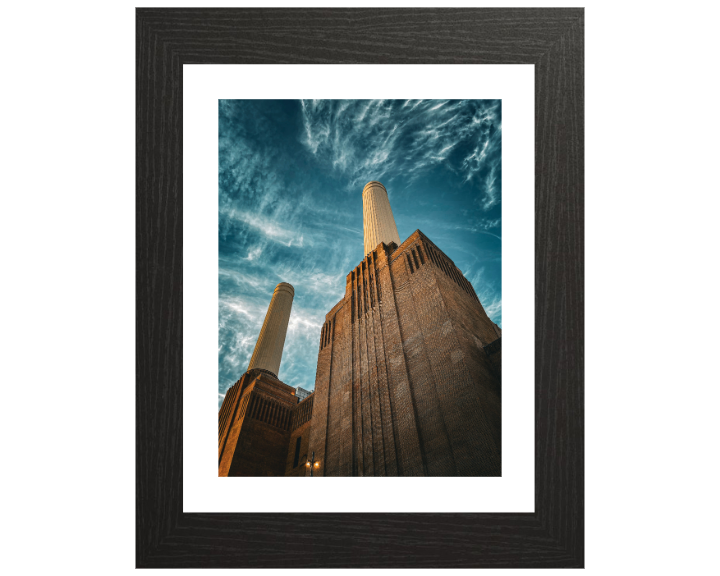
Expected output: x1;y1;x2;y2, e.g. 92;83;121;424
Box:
247;282;294;378
362;181;401;256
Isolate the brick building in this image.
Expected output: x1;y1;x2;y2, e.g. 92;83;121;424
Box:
218;367;316;477
219;182;501;477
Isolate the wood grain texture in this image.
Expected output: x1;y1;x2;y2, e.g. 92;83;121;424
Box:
136;8;584;568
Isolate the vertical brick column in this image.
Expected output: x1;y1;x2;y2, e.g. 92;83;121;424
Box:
336;304;354;477
391;244;457;475
364;253;386;475
377;245;425;476
370;247;399;475
306;313;334;476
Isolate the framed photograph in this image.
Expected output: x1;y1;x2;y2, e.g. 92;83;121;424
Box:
214;97;505;480
137;8;583;568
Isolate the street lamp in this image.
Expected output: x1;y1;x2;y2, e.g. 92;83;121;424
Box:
306;451;320;476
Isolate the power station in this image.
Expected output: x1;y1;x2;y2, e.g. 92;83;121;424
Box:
218;181;501;476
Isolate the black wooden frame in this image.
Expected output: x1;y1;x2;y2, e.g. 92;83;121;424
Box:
136;8;583;568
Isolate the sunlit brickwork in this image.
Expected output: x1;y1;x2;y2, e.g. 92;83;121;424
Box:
218;181;501;477
307;230;501;476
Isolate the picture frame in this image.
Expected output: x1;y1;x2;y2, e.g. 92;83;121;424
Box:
136;7;584;568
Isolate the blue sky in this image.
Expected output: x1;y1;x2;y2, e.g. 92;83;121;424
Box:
219;99;501;408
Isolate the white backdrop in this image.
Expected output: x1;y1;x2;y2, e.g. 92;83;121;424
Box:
2;1;718;574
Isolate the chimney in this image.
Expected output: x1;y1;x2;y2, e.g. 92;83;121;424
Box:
247;282;295;378
362;181;401;256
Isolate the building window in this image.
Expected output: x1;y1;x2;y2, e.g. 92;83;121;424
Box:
293;436;302;468
407;253;414;273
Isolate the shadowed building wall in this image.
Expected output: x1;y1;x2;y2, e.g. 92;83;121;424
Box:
284;394;315;476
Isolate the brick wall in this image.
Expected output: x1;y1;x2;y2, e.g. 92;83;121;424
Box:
285;416;313;476
218;369;297;477
306;230;501;476
219;369;320;477
219;230;502;477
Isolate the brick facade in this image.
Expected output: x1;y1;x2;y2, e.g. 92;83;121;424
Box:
218;368;311;476
284;394;314;476
218;230;500;477
307;230;501;477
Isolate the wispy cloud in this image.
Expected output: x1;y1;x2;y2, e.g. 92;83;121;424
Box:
298;99;501;202
452;218;502;241
483;298;503;324
219;99;502;409
465;266;502;326
224;208;305;248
